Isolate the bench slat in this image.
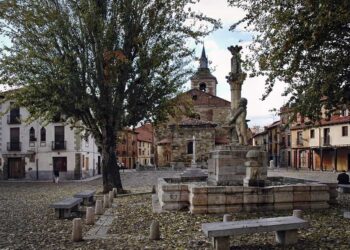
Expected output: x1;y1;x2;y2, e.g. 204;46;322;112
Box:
202;216;309;237
50;197;83;209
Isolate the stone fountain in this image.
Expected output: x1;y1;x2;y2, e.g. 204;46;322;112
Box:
153;45;334;214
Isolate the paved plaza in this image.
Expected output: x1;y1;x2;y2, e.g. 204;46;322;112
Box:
0;169;350;249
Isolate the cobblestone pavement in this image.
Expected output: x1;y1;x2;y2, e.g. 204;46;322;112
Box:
0;169;349;249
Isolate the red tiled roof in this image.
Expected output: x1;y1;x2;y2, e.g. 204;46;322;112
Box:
135;124;153;143
186;89;231;107
157;138;171;145
252;130;268;138
266;120;281;129
291;115;350;130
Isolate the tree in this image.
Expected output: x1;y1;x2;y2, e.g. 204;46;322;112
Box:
228;0;350;120
0;0;219;192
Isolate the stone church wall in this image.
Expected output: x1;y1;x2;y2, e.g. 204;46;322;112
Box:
170;127;216;167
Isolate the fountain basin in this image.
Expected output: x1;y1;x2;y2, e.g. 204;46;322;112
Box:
156;177;334;214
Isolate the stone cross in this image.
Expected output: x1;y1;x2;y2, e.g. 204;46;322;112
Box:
192;135;196;165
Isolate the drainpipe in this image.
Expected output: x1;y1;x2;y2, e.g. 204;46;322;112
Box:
36;159;38;180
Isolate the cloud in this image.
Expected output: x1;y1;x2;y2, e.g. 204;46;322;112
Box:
191;0;246;26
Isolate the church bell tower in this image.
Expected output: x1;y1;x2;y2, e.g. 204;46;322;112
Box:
190;46;218;96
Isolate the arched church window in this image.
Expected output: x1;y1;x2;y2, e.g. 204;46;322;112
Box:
187;141;193;154
199;82;207;92
29;127;36;141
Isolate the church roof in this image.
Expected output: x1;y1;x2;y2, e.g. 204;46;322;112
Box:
190;68;218;81
199;46;209;69
186;89;231;107
191;45;217;82
170;118;217;128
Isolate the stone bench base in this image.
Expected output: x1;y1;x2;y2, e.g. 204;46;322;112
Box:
50;197;83;219
74;190;96;206
54;205;80;219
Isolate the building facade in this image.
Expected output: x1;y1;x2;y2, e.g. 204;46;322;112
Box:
291;114;350;171
258;104;349;171
0;99;100;180
136;123;154;166
116;128;137;169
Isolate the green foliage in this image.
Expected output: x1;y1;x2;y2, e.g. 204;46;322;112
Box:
0;0;219;190
228;0;350;120
0;0;219;140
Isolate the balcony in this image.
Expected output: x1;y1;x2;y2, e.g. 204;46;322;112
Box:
296;138;304;146
7;142;21;151
7;115;21;124
51;141;66;150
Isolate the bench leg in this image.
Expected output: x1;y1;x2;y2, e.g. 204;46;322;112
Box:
213;236;230;250
63;208;72;218
55;209;61;219
275;230;298;245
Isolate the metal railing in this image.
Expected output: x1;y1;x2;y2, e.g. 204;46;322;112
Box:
7;115;21;124
7;142;21;151
296;138;304;146
51;141;66;150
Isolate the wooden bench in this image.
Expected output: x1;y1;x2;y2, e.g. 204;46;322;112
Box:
202;216;309;250
338;184;350;193
74;190;96;205
50;197;83;219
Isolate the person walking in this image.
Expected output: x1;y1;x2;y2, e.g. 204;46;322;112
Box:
53;169;59;184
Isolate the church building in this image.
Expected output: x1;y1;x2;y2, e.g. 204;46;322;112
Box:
155;47;232;168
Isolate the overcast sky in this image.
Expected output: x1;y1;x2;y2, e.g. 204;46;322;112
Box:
190;0;287;127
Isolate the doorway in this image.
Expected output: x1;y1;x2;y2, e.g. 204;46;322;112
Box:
53;157;67;172
8;158;24;179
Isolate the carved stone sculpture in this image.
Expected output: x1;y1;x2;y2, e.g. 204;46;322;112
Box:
228;45;242;75
230;98;248;145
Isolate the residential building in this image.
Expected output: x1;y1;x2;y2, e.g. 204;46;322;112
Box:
291;113;350;171
252;130;268;152
0;98;100;180
116;128;137;169
265;120;281;167
135;123;154;166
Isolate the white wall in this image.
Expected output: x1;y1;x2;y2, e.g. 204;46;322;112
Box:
0;100;100;180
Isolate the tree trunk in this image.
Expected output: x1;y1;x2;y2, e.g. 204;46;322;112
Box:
101;126;123;193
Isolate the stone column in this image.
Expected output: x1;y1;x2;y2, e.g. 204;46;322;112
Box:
103;194;110;208
191;135;197;168
229;79;242;112
149;221;160;240
86;207;95;225
72;218;83;242
95;199;103;215
109;191;114;204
